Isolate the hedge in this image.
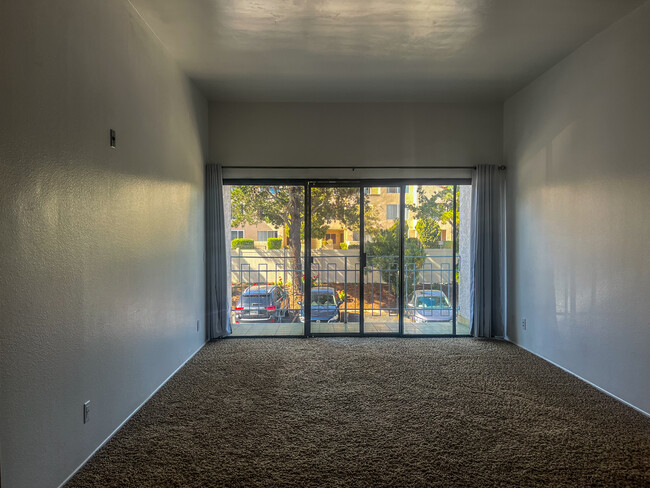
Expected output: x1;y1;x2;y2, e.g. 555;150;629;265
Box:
339;242;348;249
348;244;360;249
267;237;283;249
231;238;254;249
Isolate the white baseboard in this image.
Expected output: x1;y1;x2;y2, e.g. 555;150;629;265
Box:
508;340;649;418
57;341;207;488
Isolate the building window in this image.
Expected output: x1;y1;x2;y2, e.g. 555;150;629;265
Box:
386;204;399;220
231;230;244;240
257;230;278;241
386;187;400;193
325;233;337;244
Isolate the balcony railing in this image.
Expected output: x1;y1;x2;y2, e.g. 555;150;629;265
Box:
231;252;459;322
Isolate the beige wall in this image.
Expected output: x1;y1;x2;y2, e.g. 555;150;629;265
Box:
232;222;284;248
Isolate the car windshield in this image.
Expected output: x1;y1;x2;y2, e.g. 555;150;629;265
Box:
415;296;449;308
240;294;271;306
311;293;336;306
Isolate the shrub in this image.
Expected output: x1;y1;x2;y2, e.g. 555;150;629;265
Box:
348;244;360;249
231;238;254;249
302;274;320;287
415;218;441;247
339;242;348;249
267;237;282;249
365;223;425;294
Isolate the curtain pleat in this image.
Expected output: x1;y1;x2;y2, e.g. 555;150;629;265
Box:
470;165;506;338
205;164;231;339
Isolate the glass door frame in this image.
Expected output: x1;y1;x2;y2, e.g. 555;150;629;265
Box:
306;181;369;336
223;178;471;338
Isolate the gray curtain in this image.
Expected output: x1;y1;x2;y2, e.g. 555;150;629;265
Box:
470;165;506;338
205;164;231;339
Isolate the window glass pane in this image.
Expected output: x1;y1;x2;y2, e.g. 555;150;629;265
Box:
404;185;455;335
310;187;360;333
228;185;304;336
256;230;278;241
364;187;400;334
240;294;272;307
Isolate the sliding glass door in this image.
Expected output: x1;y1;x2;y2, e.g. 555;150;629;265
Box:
228;184;305;337
226;180;470;337
363;186;401;334
403;185;455;334
402;184;472;335
308;186;361;334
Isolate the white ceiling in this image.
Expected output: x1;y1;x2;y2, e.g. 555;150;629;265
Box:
130;0;644;101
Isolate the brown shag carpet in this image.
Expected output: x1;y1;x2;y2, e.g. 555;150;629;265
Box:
67;339;650;487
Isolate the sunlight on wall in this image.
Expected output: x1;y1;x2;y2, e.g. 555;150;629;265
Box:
18;166;195;263
218;0;486;58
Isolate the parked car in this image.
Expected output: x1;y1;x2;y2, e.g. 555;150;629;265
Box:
299;287;341;323
234;285;289;323
406;290;453;322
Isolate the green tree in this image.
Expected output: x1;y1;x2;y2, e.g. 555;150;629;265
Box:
408;186;459;233
365;223;426;293
230;186;370;292
309;187;366;240
414;218;441;248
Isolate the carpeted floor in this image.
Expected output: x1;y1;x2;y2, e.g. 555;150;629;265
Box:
67;339;650;487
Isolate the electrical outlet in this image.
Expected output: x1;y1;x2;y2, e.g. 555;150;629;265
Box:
83;401;91;424
196;320;200;332
521;318;527;330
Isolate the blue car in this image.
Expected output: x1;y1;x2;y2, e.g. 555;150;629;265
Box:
406;290;454;322
299;287;341;323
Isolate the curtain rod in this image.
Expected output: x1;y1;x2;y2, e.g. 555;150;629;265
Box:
220;165;505;170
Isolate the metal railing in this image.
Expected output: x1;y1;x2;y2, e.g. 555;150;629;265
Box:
231;253;459;321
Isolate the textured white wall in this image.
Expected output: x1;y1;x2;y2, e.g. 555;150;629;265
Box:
0;1;208;487
504;1;650;414
210;101;502;178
